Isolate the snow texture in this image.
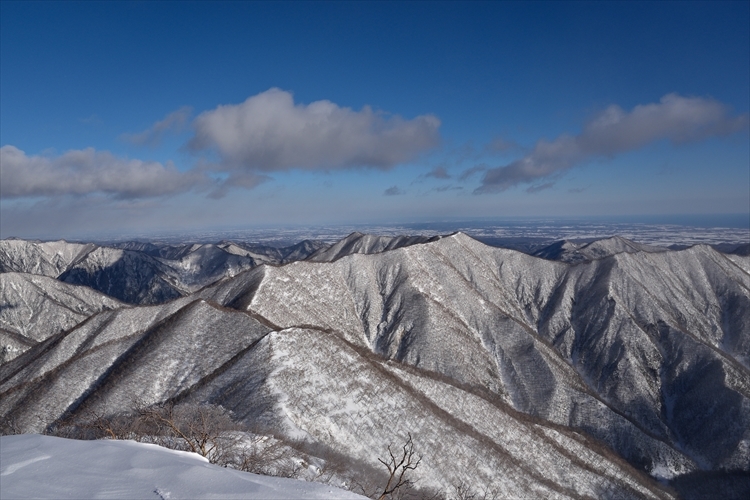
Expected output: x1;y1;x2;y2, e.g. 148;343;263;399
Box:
0;238;328;306
0;434;364;499
0;273;123;361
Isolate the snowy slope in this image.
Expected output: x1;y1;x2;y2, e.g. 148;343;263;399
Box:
0;273;123;362
0;239;96;277
191;326;671;497
1;238;327;305
204;232;750;474
306;232;442;262
534;236;667;263
0;314;672;497
0;434;363;499
0;298;270;431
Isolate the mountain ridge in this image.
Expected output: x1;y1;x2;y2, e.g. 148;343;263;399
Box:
201;232;750;474
1;231;748;495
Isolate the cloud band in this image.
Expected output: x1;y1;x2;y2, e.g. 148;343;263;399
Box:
476;93;749;194
0;146;202;199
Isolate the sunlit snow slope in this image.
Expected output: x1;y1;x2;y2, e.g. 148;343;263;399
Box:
205;233;750;475
0;238;326;305
0;434;363;499
0;273;123;361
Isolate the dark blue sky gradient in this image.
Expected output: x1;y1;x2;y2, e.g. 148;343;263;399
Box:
1;1;748;238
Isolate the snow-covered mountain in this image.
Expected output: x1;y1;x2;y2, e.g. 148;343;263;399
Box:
203;233;750;475
306;232;442;262
533;236;668;263
0;232;748;496
0;273;123;362
0;238;327;306
0;238;97;276
0;297;671;497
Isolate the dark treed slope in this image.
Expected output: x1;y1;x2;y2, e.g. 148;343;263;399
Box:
110;239;328;265
58;248;186;305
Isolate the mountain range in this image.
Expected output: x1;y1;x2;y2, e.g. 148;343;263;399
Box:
0;237;328;306
1;232;748;497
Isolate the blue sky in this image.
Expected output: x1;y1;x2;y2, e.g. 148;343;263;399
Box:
1;1;748;239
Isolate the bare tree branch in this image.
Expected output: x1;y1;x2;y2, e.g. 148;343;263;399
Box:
378;433;422;500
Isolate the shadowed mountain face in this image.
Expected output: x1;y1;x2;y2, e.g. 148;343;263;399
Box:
58;248;186;305
0;233;748;496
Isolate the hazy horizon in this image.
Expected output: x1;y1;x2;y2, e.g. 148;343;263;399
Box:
3;214;747;251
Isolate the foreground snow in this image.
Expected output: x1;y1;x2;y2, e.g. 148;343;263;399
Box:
0;435;364;499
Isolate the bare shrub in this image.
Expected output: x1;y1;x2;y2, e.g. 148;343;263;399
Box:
448;481;499;500
232;434;301;477
349;433;424;500
0;416;22;435
43;400;437;496
378;433;422;500
48;404;145;441
136;401;242;464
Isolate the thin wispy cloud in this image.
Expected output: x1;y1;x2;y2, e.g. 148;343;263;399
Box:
433;185;463;192
80;114;103;126
0;146;204;199
384;185;404;196
188;88;441;172
121;106;193;147
425;166;451;179
475;94;749;194
484;136;521;153
458;165;487;181
526;182;554;193
205;170;270;199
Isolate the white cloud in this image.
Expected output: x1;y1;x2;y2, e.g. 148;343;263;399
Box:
0;146;204;199
188;88;441;172
476;94;749;193
3;91;441;203
121;106;192;147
